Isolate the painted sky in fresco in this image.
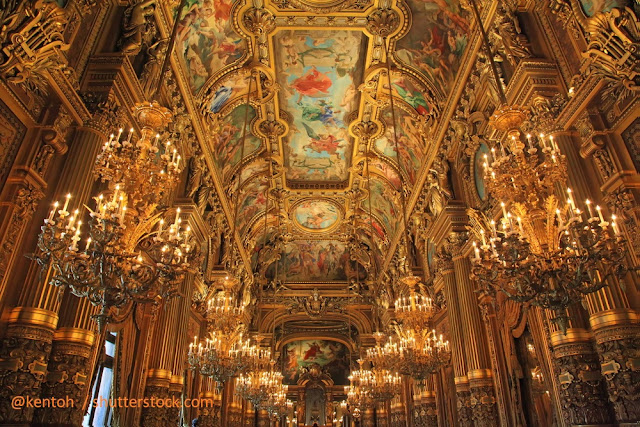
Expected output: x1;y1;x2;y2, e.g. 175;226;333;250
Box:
395;0;469;92
294;200;339;231
272;241;350;281
283;340;350;385
177;0;245;93
579;0;626;16
275;30;364;182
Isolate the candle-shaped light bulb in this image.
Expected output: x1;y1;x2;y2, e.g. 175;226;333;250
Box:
48;201;60;221
596;205;605;223
585;199;594;218
62;193;71;213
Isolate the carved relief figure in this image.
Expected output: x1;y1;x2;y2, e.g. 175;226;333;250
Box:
120;0;157;56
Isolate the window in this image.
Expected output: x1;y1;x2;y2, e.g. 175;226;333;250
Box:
83;332;117;427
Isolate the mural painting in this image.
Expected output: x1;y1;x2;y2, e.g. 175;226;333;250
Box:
474;143;490;201
359;213;387;240
369;158;402;189
375;107;425;184
283;340;350;385
177;0;245;93
207;73;250;114
391;75;433;117
293;200;340;231
579;0;627;16
272;241;350;281
211;104;261;181
236;178;268;236
274;30;365;182
395;0;469;91
366;178;399;234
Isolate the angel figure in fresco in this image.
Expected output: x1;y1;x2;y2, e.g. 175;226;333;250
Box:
286;347;298;372
304;342;324;361
291;66;332;104
393;79;430;116
302;123;344;156
417;0;469;33
302;100;341;127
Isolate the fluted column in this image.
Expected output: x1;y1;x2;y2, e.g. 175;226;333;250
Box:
436;249;471;427
587;299;640;423
361;408;375;427
140;294;184;426
196;379;221;427
549;323;613;426
448;233;498;427
0;120;107;426
559;127;639;424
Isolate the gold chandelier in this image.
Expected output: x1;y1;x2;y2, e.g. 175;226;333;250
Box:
35;102;195;331
394;287;436;332
367;330;450;380
187;331;260;385
466;0;631;333
235;359;286;409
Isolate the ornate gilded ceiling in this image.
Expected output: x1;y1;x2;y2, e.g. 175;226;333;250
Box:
174;0;473;285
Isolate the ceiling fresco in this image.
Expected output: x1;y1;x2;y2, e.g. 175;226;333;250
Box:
293;200;341;232
275;30;365;184
180;0;475;284
177;0;246;93
267;241;352;282
394;0;469;94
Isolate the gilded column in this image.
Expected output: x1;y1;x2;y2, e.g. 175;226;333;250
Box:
587;301;640;423
32;275;102;424
559;128;639;424
0;114;108;425
140;298;182;427
361;408;375;427
256;408;270;427
436;248;471;427
418;376;438;427
549;324;613;426
196;379;221;427
447;233;498;427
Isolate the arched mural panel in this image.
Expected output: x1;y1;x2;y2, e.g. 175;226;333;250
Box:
283;339;350;385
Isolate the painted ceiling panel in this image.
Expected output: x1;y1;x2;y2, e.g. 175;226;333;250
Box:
177;0;246;93
374;106;426;185
268;240;351;282
395;0;469;93
274;30;366;183
211;104;261;181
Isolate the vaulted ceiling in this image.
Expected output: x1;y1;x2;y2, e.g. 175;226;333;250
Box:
174;0;474;288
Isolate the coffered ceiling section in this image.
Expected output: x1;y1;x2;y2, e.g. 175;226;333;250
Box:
177;0;472;282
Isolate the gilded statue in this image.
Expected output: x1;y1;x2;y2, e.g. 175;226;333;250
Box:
120;0;157;56
494;5;533;65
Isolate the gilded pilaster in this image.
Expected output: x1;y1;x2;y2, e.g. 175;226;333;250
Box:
0;107;109;426
436;248;471;427
0;308;58;425
550;329;613;426
196;389;221;427
447;233;498;427
589;309;640;425
32;327;95;426
256;408;270;427
361;408;375;427
139;369;171;427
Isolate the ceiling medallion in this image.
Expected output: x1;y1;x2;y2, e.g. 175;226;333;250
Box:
292;199;342;232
